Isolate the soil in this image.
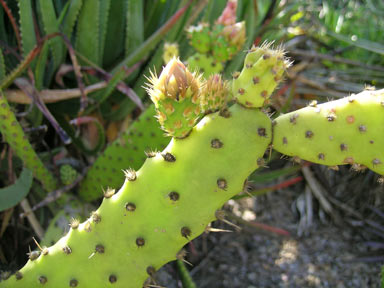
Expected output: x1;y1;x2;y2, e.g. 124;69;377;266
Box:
155;166;383;288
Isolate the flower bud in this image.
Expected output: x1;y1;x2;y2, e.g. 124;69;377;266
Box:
200;74;229;113
146;58;203;138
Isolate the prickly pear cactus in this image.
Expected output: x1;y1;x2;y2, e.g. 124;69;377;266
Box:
0;46;283;288
273;89;384;175
186;23;211;54
232;43;288;108
78;105;168;201
0;91;57;191
60;165;78;186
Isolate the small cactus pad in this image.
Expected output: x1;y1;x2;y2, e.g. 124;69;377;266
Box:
186;23;211;54
147;58;203;138
273;89;384;175
79;106;168;201
60;165;78;185
1;104;271;288
200;74;229;113
162;42;179;64
211;22;246;62
232;43;290;108
187;54;224;78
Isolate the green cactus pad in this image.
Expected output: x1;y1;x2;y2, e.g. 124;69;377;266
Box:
212;36;230;62
79;105;168;201
186;23;211;54
1;104;271;288
0;91;57;191
187;54;224;78
232;43;289;108
273;89;384;175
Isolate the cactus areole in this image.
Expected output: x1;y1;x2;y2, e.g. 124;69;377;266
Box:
2;46;383;287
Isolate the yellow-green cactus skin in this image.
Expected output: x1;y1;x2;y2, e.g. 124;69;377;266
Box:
273;89;384;175
187;53;224;78
232;43;289;108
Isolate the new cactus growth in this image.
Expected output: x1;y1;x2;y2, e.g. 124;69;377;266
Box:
273;89;384;174
186;23;211;54
147;58;203;138
200;74;229;113
162;43;179;64
232;43;288;108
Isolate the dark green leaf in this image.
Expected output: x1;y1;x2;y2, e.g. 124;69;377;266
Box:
0;168;33;212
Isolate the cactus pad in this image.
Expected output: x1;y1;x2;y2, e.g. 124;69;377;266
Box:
187;54;223;78
79;106;168;201
273;89;384;175
2;104;271;288
60;165;78;185
0;92;57;191
232;43;289;108
186;23;211;54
